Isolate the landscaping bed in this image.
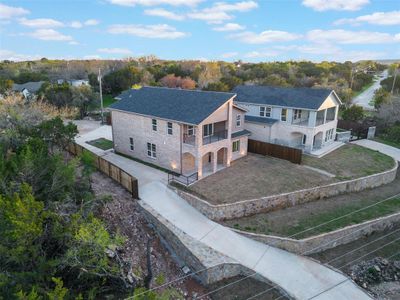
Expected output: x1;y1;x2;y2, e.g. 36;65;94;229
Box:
303;144;395;180
86;137;113;150
222;171;400;239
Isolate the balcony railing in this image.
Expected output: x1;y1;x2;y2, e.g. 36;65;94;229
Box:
183;134;196;145
203;130;228;145
168;172;198;186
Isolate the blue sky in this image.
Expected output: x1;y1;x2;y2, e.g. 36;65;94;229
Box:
0;0;399;62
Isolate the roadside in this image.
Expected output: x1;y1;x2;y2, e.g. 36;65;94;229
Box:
352;139;400;162
352;70;388;110
222;170;400;238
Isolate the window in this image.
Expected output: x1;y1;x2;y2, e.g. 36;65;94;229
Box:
293;109;302;120
129;137;134;151
259;106;271;117
187;125;194;136
147;142;156;158
167;122;173;135
236;114;241;127
203;123;213;137
325;129;334;142
152;119;157;131
232;140;240;152
281;108;287;121
302;134;307;145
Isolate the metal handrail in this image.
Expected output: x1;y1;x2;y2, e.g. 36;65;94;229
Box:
168;171;198;186
203;129;227;145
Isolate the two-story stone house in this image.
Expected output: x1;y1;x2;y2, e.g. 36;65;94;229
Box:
233;85;342;154
109;87;250;179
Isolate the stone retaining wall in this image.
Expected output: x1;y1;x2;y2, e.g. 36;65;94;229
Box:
172;161;398;221
234;211;400;255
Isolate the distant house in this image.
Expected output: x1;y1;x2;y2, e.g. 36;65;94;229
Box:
109;86;249;179
233;85;342;155
56;79;90;87
12;81;45;99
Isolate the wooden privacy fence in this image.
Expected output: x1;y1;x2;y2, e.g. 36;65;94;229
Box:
67;143;139;199
247;139;302;164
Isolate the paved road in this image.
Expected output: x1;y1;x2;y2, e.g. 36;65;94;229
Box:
75;123;372;300
352;70;388;110
352;139;400;162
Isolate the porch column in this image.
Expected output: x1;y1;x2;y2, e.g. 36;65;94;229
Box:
212;151;218;173
323;109;327;124
197;155;203;179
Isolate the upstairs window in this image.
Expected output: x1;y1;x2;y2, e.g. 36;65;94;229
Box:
259;106;272;117
152;119;157;131
187;125;194;136
203;124;213;137
129;137;134;151
167;122;173;135
281;108;287;122
236;114;241;127
293;109;302;120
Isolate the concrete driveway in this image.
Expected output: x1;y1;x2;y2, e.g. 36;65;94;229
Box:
352;70;388;110
352;139;400;162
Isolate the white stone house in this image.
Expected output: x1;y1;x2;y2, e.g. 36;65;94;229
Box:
233;85;342;154
108;86;250;179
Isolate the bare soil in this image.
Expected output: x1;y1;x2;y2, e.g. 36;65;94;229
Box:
91;171;207;298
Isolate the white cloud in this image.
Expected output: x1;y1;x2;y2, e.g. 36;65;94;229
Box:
229;30;301;44
108;24;188;39
18;17;64;28
98;48;133;55
307;29;400;44
107;0;202;7
84;19;100;26
244;50;281;58
28;29;74;41
144;8;185;21
0;49;41;61
187;11;232;24
83;55;102;59
213;23;245;32
334;11;400;26
302;0;369;11
0;4;29;19
221;52;238;58
209;1;258;12
69;21;83;28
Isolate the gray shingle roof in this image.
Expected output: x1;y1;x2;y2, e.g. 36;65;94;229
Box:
231;129;251;139
233;85;334;110
245;115;279;125
109;87;235;125
12;81;45;93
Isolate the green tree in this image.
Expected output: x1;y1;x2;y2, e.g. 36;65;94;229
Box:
341;105;364;122
71;85;98;118
374;87;391;109
0;77;13;93
203;82;229;92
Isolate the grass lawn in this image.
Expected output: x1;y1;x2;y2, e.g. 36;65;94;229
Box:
223;171;400;239
189;154;336;204
103;94;117;107
86;138;113;150
374;137;400;149
302;144;395;180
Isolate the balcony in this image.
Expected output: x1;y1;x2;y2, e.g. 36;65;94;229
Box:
183;134;196;145
203;130;228;145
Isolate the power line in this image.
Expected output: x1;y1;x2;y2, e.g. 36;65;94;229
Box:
127;191;400;299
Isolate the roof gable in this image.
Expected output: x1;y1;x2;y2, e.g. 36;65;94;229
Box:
233;85;334;110
109;86;235;125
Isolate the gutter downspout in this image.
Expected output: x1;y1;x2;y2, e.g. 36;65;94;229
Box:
180;124;183;174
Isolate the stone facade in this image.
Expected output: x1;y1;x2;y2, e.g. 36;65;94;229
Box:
172;161;398;221
234;211;400;255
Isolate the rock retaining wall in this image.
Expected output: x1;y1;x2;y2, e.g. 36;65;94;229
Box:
172;161;398;221
234;212;400;255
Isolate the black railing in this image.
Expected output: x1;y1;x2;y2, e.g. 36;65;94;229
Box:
183;134;196;145
203;130;227;145
168;172;198;186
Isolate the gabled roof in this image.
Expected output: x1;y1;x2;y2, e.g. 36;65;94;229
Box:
109;86;235;125
233;85;336;110
12;81;45;93
245;115;279;125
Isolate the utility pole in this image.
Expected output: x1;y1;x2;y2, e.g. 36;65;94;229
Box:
98;68;104;124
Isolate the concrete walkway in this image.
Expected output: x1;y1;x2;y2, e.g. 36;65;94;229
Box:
74;122;371;299
352;139;400;162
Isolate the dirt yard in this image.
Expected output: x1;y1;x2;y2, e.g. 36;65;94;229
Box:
91;171;207;298
190;153;336;204
303;144;395;180
222;170;400;238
